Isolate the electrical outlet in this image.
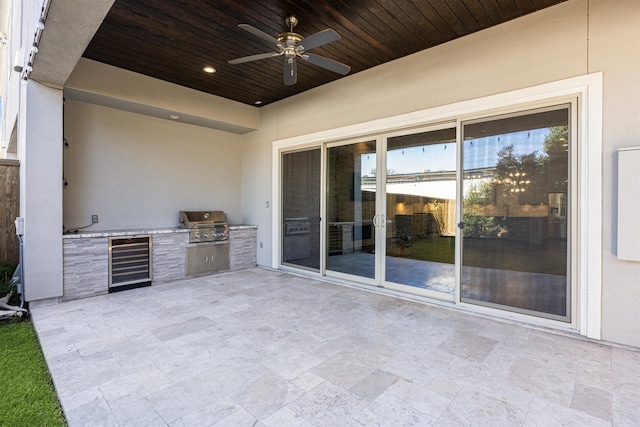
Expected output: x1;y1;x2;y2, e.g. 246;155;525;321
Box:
91;215;99;224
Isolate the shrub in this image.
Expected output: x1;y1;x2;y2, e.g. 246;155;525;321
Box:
0;262;19;303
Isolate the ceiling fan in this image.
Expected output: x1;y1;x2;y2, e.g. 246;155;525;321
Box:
228;15;351;85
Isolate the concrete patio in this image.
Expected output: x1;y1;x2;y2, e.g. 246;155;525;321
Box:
31;268;640;426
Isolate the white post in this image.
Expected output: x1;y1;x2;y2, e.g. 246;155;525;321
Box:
20;79;63;301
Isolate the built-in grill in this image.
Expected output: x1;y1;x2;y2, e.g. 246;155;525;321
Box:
179;211;229;243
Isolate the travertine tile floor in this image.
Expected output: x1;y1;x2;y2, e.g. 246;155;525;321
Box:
31;268;640;426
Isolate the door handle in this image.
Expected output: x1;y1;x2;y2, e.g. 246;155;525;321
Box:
372;214;385;228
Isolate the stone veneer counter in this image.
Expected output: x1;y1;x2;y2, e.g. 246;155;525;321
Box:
62;225;257;301
62;227;189;239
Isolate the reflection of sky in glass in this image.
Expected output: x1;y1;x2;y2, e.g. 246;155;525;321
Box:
362;142;456;176
463;128;549;170
361;128;550;176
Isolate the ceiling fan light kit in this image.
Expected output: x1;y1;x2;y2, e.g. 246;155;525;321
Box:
228;15;351;86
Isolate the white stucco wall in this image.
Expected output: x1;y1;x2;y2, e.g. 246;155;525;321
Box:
589;0;640;347
63;100;243;230
241;0;640;347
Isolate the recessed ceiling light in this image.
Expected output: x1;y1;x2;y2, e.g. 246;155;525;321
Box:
169;114;180;120
254;100;263;105
203;66;216;74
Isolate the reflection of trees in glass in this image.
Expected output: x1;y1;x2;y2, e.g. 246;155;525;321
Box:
541;126;569;192
494;145;536;197
465;181;494;205
463;182;501;237
492;126;568;202
543;126;569;158
462;125;568;238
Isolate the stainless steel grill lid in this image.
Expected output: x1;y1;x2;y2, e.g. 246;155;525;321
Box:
179;211;227;227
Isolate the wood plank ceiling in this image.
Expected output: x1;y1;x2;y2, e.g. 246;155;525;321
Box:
82;0;567;107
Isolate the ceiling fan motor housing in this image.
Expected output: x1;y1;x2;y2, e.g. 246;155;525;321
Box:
278;32;303;59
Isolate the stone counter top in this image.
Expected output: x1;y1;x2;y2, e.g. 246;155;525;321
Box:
228;224;258;230
62;224;257;239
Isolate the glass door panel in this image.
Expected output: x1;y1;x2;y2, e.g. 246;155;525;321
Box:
384;128;457;296
326;141;377;279
461;107;570;321
282;149;321;270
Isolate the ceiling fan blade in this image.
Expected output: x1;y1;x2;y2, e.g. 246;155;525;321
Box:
298;29;340;51
238;23;279;45
303;53;351;75
228;52;280;65
284;58;297;85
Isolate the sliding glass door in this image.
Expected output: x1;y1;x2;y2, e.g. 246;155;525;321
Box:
323;127;459;297
460;106;571;321
326;140;378;280
383;127;457;298
282;149;321;270
280;103;573;323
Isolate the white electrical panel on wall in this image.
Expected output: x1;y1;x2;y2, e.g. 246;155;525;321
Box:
618;147;640;261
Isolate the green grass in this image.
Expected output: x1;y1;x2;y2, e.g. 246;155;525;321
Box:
388;236;567;275
0;319;66;426
388;235;455;264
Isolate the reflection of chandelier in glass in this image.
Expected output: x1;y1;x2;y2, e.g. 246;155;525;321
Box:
494;172;531;193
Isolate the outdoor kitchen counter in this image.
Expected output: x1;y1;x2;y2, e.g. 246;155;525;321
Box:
62;224;256;238
62;227;189;239
62;225;257;301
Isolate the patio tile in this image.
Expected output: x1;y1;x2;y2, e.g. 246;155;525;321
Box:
60;385;105;413
262;407;306;427
504;356;577;407
436;330;499;363
290;371;325;391
99;365;174;401
64;394;119;427
169;396;241;426
108;396;167;427
146;381;221;423
427;375;463;399
286;381;368;425
570;384;613;423
524;398;610;426
370;378;452;425
354;402;429;426
52;355;127;400
381;348;452;385
229;372;305;419
348;369;401;401
442;388;528;426
150;315;216;341
29;267;640;426
258;346;324;380
310;349;389;389
209;408;264;427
